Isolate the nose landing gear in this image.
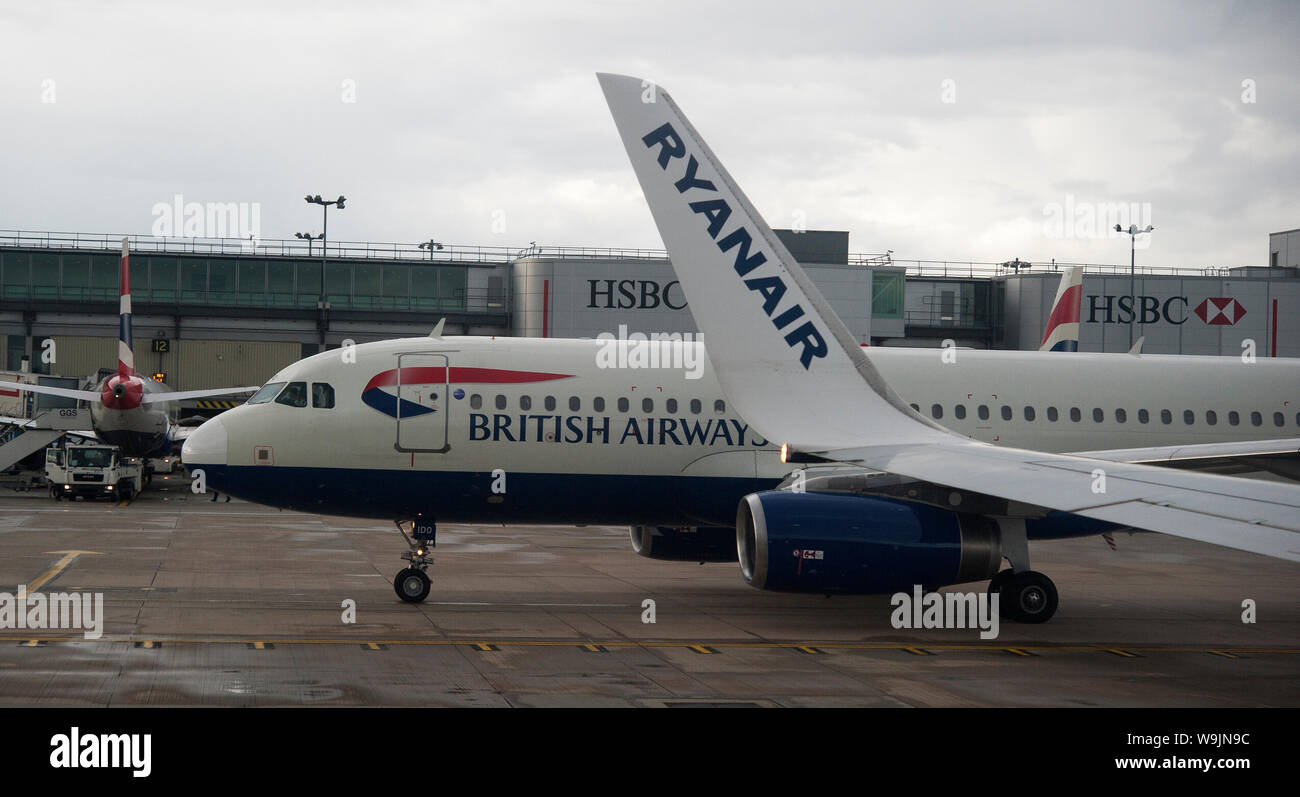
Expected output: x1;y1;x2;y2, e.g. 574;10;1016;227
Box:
392;518;436;603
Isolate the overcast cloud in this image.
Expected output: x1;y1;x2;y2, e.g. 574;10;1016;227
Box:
1;0;1296;268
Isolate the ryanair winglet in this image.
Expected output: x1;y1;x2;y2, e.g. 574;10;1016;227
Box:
598;73;951;451
1039;267;1082;352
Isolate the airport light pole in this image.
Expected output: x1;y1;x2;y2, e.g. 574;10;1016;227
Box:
305;194;346;302
295;231;322;257
1115;223;1154;349
418;239;444;260
305;194;345;347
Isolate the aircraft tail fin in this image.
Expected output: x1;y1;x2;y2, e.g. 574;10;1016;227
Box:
597;73;950;451
118;238;135;380
1039;266;1082;352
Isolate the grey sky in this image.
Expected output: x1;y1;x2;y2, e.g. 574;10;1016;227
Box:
2;0;1296;268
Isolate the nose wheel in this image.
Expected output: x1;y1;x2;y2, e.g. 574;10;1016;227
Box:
394;567;431;603
392;519;435;604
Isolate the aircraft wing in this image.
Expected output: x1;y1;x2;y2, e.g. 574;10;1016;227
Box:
1072;438;1300;477
142;386;260;404
2;382;101;402
814;441;1300;560
597;71;1300;565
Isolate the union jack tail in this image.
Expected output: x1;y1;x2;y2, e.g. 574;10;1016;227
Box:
1039;266;1082;352
118;238;134;379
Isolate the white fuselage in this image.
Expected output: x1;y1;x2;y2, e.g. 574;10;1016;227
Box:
181;336;1299;525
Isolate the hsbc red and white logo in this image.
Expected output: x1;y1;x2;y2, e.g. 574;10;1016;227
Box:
1193;297;1247;326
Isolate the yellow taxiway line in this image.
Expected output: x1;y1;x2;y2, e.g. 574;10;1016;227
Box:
24;550;101;593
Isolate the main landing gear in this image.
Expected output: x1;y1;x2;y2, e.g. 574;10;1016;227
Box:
988;568;1058;623
392;518;436;603
988;517;1060;623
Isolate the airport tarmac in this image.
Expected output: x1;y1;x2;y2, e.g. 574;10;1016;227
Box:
0;475;1296;707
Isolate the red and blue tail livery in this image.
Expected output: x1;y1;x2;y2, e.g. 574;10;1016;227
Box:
1039;267;1082;352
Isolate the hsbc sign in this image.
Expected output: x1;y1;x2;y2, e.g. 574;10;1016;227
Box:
587;279;688;310
1085;294;1247;326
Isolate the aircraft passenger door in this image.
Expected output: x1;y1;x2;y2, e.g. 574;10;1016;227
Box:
395;353;450;453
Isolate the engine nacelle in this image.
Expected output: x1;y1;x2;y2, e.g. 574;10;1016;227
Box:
736;491;1001;594
630;525;737;562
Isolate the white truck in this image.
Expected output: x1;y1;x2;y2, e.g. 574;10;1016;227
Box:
45;444;144;501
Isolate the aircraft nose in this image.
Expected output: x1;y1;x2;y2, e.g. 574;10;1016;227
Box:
182;415;228;467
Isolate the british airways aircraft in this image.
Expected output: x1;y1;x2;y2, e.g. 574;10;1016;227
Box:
182;77;1299;621
3;240;259;457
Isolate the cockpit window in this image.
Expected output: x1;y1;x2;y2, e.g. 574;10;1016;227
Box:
312;383;335;409
247;382;285;404
275;381;308;408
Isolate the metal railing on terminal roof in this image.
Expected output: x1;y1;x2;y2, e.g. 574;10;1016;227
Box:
849;255;1235;278
0;229;525;264
0;229;1239;276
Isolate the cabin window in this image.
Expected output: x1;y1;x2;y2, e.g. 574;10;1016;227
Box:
1160;409;1172;425
593;397;605;412
1115;408;1127;423
1069;407;1081;422
955;404;967;420
311;383;335;409
1205;410;1217;425
714;399;726;414
1183;410;1194;425
519;395;532;411
909;403;920;411
1047;406;1059;422
978;405;989;421
1138;409;1149;424
643;398;654;413
1250;411;1262;427
1023;406;1035;422
494;394;506;410
544;395;556;411
569;396;581;412
248;382;285;405
617;397;630;413
931;404;943;419
1274;412;1285;427
690;399;702;415
1228;410;1240;426
666;398;678;414
470;394;482;410
1001;406;1012;421
1092;408;1103;423
275;381;308;408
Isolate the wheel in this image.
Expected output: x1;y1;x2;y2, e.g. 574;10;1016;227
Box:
1003;571;1058;624
394;567;431;603
987;568;1014;618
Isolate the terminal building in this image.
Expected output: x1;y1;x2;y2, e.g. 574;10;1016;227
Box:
0;228;1295;402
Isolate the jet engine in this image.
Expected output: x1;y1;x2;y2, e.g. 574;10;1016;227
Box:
735;491;1002;593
